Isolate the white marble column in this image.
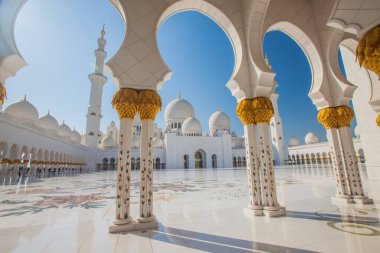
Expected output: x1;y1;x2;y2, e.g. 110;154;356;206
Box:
256;123;284;216
114;118;133;225
338;127;372;203
244;124;263;215
138;119;155;222
326;128;351;199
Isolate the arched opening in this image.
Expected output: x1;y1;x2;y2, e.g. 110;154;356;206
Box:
156;10;239;138
102;157;108;170
263;27;326;149
183;155;189;169
6;0;125;132
136;158;140;170
110;157;116;170
233;157;237;168
237;157;242;167
212;154;217;169
131;158;135;170
194;150;206;169
155;158;160;170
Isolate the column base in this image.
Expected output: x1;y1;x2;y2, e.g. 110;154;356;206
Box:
331;196;355;206
353;196;374;205
263;206;286;217
136;215;157;223
113;217;133;225
244;207;264;217
109;219;158;233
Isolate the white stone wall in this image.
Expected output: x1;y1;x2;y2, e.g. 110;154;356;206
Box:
0;117;87;162
164;133;232;169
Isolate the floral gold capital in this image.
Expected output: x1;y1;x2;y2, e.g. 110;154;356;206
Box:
112;88;139;119
236;97;274;125
377;115;380;127
318;106;354;129
112;88;161;120
356;25;380;78
138;89;162;120
0;83;6;106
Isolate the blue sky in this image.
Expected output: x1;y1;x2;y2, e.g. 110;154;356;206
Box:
4;0;352;144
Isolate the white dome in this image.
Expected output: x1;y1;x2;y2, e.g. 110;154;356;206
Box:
57;122;71;137
71;129;81;143
209;110;230;131
38;112;59;130
101;134;114;147
182;117;202;135
355;125;360;138
4;96;39;121
288;136;300;146
132;137;140;148
305;132;319;144
164;97;194;122
153;137;164;148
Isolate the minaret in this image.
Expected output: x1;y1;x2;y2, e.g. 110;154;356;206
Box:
265;54;287;165
270;93;287;165
85;26;107;149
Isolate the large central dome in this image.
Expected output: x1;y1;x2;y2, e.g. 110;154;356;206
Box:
164;97;194;122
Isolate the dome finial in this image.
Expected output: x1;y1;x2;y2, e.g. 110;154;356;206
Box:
47;110;50;115
24;94;27;101
178;90;181;99
101;24;105;38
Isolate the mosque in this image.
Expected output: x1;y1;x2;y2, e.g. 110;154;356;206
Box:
0;29;365;172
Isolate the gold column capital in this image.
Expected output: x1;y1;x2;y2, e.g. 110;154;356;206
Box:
0;83;6;106
356;25;380;78
112;88;139;119
318;105;354;129
138;89;162;120
376;115;380;127
236;97;274;125
112;88;162;120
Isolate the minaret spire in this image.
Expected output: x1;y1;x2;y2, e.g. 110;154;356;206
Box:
85;26;108;149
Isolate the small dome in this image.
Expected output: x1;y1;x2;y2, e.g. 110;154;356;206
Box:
110;120;116;127
57;122;71;137
153;137;164;148
132;136;140;148
182;117;202;136
305;131;319;144
38;111;59;130
101;134;114;147
355;125;360;138
288;136;300;147
71;128;81;143
164;97;194;122
4;95;39;121
209;110;230;132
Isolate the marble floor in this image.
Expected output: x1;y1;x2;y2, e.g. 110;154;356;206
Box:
0;165;379;253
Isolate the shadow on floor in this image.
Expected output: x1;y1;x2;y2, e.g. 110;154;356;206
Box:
132;224;318;253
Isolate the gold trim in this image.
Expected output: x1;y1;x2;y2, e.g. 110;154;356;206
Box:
318;106;354;129
376;115;380;127
236;97;274;125
356;25;380;78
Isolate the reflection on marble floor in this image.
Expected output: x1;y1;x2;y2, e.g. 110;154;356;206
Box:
0;165;379;253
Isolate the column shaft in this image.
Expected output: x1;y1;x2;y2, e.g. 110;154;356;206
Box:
244;124;262;209
138;119;155;222
326;128;350;197
256;123;279;209
114;119;133;224
338;127;365;197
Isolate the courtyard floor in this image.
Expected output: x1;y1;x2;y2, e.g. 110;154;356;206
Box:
0;165;379;253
